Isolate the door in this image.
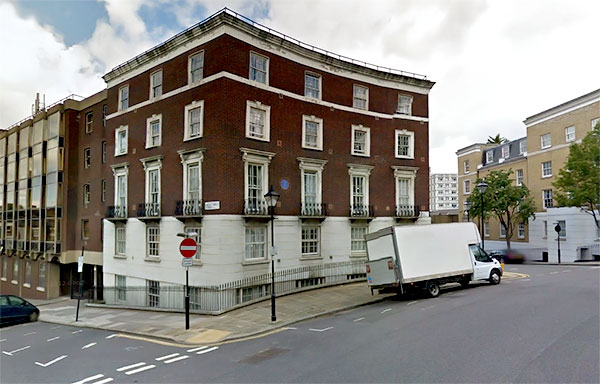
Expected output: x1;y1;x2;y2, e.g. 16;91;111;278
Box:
469;244;492;280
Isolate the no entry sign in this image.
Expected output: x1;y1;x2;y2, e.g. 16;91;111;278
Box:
180;238;197;258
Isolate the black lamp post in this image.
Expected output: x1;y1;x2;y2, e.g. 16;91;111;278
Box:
476;182;488;250
465;200;472;222
554;223;562;264
264;185;280;322
177;231;198;330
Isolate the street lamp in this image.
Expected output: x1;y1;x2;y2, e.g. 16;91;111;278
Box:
464;200;472;222
476;182;488;250
264;185;280;322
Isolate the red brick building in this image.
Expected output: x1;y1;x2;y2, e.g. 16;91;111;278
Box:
1;9;434;304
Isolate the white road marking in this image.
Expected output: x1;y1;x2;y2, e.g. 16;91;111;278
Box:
353;317;365;322
2;345;31;356
521;279;531;281
421;305;435;311
50;326;61;330
407;301;419;305
72;330;84;334
0;339;6;342
164;355;190;364
35;355;67;367
309;327;333;332
117;362;146;372
592;266;600;269
24;332;37;336
550;271;559;274
562;270;572;273
381;308;392;314
107;322;126;328
125;364;155;375
186;346;207;352
94;378;114;384
155;353;179;361
282;327;297;330
81;343;97;350
105;334;118;339
71;373;103;384
47;337;60;342
196;346;219;354
44;306;75;312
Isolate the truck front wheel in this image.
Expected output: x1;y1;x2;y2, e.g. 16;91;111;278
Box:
426;281;440;298
489;270;501;285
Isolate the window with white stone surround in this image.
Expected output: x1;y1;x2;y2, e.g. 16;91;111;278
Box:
302;115;323;150
395;130;414;159
351;125;370;157
146;114;162;148
246;101;270;142
184;100;204;141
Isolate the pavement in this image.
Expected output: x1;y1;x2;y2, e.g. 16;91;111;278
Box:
26;270;534;346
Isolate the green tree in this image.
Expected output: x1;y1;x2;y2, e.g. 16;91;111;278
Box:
487;134;509;144
468;169;536;249
553;123;600;230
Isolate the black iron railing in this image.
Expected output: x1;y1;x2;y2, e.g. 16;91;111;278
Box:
349;204;374;218
175;200;203;217
243;199;268;216
395;205;420;218
300;202;328;217
106;205;127;219
137;203;161;218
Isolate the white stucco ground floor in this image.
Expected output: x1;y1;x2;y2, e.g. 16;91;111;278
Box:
101;213;431;312
484;207;599;263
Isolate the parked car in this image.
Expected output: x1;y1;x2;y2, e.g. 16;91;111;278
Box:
488;249;525;264
0;295;39;326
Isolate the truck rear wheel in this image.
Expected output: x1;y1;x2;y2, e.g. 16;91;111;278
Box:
426;281;440;298
489;270;501;285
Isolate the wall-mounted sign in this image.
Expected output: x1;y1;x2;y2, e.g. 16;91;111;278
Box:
204;201;220;210
280;179;290;190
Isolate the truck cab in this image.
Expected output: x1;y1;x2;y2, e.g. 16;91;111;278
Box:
469;244;503;284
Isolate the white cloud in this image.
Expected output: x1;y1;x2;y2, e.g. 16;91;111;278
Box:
3;0;599;176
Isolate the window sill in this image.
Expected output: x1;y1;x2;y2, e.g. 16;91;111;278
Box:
242;259;269;266
36;287;45;292
541;175;552;179
115;152;128;157
144;257;161;262
11;280;18;285
184;135;203;142
350;253;367;258
351;152;370;158
541;145;552;150
23;283;31;288
0;277;6;282
301;255;322;260
246;135;270;143
114;254;127;259
395;155;414;160
145;144;161;150
302;145;323;151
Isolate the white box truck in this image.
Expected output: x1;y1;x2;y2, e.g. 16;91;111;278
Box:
365;223;503;298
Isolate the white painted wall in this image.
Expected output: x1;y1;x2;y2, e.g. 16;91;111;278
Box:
528;207;599;262
103;215;429;288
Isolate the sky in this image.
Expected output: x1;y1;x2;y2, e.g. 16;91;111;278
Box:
1;0;599;173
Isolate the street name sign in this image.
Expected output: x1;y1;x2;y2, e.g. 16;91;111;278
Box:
182;258;193;267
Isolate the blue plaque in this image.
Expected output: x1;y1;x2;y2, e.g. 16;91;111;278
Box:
280;179;290;190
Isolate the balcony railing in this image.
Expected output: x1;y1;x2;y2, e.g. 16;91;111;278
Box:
395;204;420;218
349;204;374;218
106;205;127;219
175;200;203;217
300;202;328;217
137;202;161;218
243;199;269;216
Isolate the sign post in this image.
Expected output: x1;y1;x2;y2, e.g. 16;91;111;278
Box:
75;242;85;322
554;223;562;264
180;237;197;330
